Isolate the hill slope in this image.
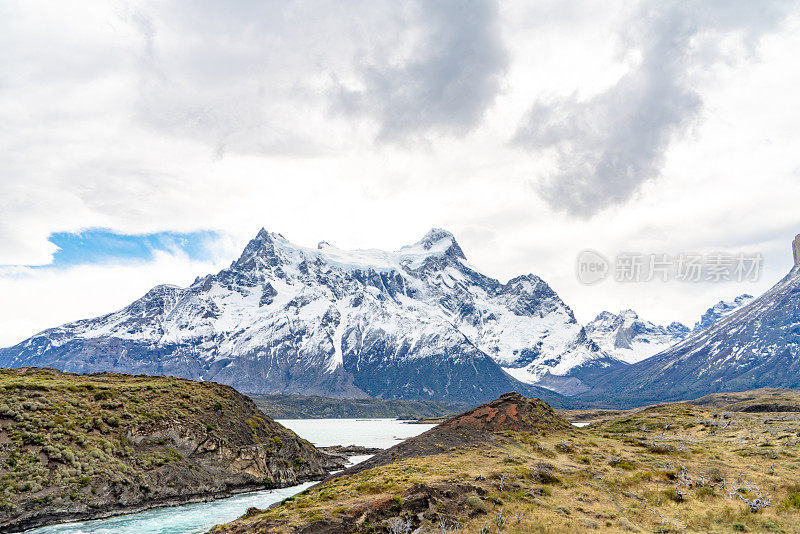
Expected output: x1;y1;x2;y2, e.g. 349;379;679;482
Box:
0;368;341;532
338;392;572;476
213;392;800;534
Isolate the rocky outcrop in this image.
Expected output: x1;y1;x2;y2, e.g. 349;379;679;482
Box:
0;368;343;533
793;233;800;266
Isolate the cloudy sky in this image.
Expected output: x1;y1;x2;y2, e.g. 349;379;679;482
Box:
1;0;799;347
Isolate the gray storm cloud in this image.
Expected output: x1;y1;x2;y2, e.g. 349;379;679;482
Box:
513;1;790;217
129;0;507;153
331;0;508;143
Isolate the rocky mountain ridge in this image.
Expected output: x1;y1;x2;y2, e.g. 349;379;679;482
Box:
586;294;754;363
585;310;690;363
0;228;620;402
578;265;800;407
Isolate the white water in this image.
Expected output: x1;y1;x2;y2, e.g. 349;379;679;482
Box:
24;419;434;534
25;483;315;534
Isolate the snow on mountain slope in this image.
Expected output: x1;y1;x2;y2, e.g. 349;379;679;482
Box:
586;294;755;364
585;310;690;364
579;265;800;407
693;294;754;331
0;228;617;401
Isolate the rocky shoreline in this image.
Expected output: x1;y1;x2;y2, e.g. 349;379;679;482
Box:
0;369;347;533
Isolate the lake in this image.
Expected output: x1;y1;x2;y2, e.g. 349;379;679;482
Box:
276;418;436;449
24;419;435;534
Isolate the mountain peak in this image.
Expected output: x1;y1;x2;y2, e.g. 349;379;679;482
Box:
233;228;281;269
415;228;466;260
694;294;755;331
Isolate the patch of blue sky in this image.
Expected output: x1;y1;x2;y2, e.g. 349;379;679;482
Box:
38;229;222;268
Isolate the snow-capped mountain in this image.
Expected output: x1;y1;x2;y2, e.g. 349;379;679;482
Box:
0;228;620;402
585;310;690;363
579;263;800;407
587;295;754;364
694;294;754;331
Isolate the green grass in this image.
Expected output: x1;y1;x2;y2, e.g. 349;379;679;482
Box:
0;367;305;524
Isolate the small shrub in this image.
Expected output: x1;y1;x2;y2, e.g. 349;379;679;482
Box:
696;486;715;498
782;487;800;509
465;495;489;512
529;462;559;484
93;390;113;401
241;506;262;519
608;457;636;471
355;482;387;495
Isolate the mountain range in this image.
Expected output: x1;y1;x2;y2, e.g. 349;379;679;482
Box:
577;265;800;407
585;294;753;363
1;228;798;408
0;229;622;404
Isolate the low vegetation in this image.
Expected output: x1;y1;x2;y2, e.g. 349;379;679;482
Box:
214;396;800;533
0;368;339;532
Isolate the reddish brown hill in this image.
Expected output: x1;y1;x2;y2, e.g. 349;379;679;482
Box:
336;392;572;477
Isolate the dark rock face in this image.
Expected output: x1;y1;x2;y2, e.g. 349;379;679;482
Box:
579;267;800;408
0;228;615;403
793;234;800;266
0;368;342;533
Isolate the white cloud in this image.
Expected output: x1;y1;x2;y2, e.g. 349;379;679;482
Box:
0;251;230;347
0;0;799;347
512;0;791;216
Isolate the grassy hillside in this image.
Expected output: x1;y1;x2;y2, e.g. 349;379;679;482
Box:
214;393;800;533
252;394;471;419
688;388;800;412
0;368;341;532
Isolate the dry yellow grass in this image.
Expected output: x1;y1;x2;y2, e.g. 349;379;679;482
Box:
214;401;800;533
